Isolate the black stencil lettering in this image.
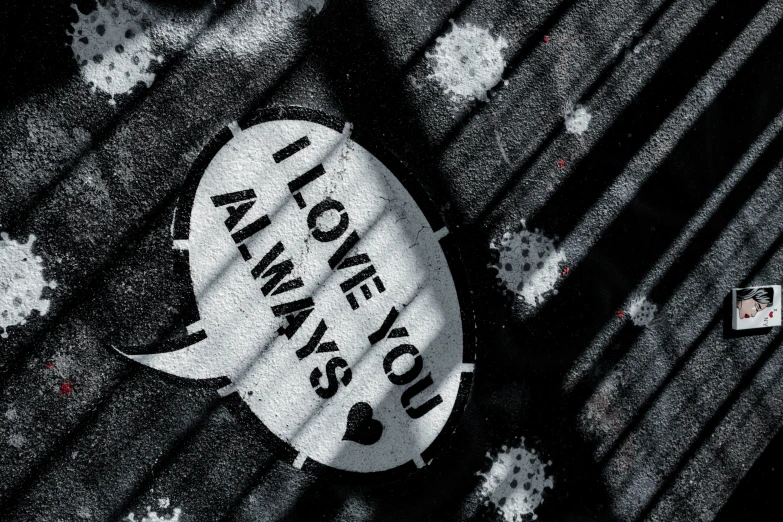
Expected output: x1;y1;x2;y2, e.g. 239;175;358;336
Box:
282;308;313;339
388;327;408;338
293;193;306;209
383;344;423;386
251;241;284;278
339;265;376;293
231;215;271;244
401;373;443;419
288;164;325;193
251;242;304;296
297;319;327;360
308;198;349;242
272;297;315;317
270;276;304;296
316;341;339;353
329;230;361;269
343;272;385;310
224;201;255;231
211;189;256;207
237;244;252;261
310;357;352;399
340;254;371;269
260;259;301;296
368;307;399;344
273;136;310;163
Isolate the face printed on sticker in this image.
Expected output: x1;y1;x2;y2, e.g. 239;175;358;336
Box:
736;287;773;319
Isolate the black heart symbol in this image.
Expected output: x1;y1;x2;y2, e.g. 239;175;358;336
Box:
343;402;383;445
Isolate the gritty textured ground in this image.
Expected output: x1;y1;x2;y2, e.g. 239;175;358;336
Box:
1;0;783;520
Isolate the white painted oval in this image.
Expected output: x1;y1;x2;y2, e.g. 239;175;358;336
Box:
185;118;465;473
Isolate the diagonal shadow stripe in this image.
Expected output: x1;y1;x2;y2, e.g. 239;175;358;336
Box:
471;0;681;227
515;9;783;381
631;327;783;522
0;52;322;510
568;121;783;406
1;0;240;238
598;228;783;471
525;0;770;241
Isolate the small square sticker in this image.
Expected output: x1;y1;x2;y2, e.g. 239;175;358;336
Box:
732;285;782;330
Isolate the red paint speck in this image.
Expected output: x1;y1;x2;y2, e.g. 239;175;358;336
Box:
745;314;750;319
45;363;54;369
770;312;774;318
543;35;550;43
557;158;566;168
562;266;570;275
60;382;73;396
616;310;624;319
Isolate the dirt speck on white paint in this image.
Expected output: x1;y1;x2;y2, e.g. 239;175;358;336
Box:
477;438;554;521
564;105;592;135
626;296;657;327
68;0;163;104
126;505;182;522
427;21;508;102
490;221;566;307
0;232;57;338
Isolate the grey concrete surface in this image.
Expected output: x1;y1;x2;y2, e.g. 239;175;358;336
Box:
1;0;783;520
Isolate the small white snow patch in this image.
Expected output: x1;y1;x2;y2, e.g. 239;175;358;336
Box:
68;0;163;104
427;21;508;102
477;438;554;521
490;221;566;307
564;105;592;135
627;296;657;327
0;232;57;338
126;506;181;522
8;432;26;449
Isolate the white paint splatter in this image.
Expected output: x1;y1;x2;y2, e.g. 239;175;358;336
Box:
427;21;508;102
5;408;17;421
0;232;56;338
7;432;26;449
126;506;181;522
68;0;163;104
76;506;93;519
157;498;170;509
52;351;77;379
477;438;553;521
255;0;325;17
490;221;566;307
564;105;592;135
626;296;657;327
